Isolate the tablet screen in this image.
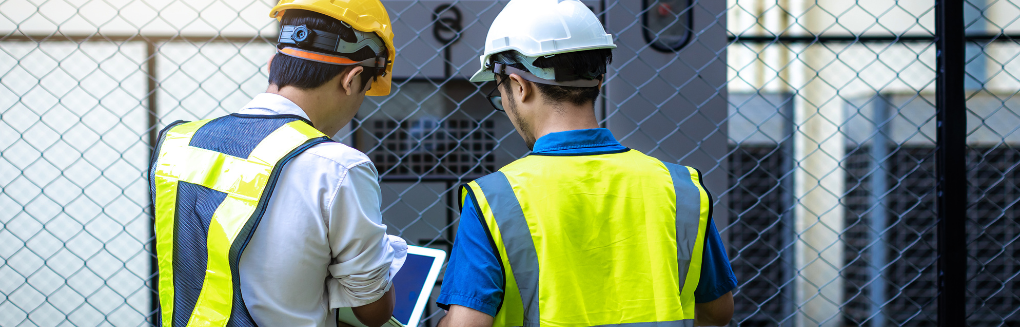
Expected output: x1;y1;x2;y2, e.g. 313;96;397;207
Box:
391;253;436;325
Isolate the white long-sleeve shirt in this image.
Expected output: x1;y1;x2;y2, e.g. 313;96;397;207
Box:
234;93;406;326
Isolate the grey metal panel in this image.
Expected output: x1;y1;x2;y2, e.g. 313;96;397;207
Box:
604;0;729;228
383;0;603;80
379;181;451;246
357;80;527;174
383;0;447;79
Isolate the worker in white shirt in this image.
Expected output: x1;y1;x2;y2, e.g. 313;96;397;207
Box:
148;1;405;326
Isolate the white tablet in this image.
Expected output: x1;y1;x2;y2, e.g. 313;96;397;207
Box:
338;245;447;327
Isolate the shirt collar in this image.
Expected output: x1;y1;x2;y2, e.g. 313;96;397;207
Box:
237;93;311;120
531;128;624;154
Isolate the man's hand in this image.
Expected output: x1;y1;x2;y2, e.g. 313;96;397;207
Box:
352;286;396;327
694;291;733;326
438;305;493;327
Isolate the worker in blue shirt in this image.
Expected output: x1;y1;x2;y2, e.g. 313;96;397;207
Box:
436;1;737;326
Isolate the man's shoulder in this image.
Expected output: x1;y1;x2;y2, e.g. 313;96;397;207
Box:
282;142;377;183
497;149;673;173
490;155;546;175
471;170;507;184
619;149;698;175
296;141;373;170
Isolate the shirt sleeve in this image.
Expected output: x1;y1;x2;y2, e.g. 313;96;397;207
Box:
436;192;505;317
326;161;397;308
693;217;738;303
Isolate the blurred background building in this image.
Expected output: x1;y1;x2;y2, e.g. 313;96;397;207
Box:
1;0;1017;326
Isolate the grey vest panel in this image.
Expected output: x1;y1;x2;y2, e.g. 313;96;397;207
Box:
474;172;542;326
594;319;695;327
662;162;707;295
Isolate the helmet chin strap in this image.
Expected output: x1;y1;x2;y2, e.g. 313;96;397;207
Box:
492;62;601;87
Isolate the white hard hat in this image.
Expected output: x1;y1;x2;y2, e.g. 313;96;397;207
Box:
469;0;617;83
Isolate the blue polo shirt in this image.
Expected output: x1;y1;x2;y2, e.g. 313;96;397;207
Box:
437;128;737;316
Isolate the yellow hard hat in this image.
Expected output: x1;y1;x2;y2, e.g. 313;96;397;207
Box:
270;0;395;96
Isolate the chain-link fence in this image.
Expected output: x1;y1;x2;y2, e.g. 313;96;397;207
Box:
1;0;1017;326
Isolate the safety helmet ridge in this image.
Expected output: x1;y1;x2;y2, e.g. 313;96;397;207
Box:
270;0;395;96
470;0;616;83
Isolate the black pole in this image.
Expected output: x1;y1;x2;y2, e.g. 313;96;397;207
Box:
935;0;967;326
145;40;160;327
432;4;462;79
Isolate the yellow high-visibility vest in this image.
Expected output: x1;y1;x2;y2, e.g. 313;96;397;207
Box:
150;115;330;327
461;149;711;327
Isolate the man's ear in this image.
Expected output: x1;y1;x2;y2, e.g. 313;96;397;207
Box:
266;53;276;75
341;66;365;95
508;73;532;102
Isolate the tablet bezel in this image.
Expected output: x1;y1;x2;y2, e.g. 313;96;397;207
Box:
402;245;446;327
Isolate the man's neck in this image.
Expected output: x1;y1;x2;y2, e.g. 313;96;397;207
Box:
530;103;601;141
267;86;346;137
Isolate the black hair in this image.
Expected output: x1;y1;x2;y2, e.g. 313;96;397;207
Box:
268;10;384;90
491;49;613;107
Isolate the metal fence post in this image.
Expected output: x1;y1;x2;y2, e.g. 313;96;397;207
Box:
868;94;889;327
935;0;967;326
779;91;796;327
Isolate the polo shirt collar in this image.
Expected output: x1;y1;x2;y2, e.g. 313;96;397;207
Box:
531;128;625;154
237;93;311;121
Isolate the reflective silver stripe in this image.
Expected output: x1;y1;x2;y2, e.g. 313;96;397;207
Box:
663;162;703;293
475;172;541;325
594;319;695;327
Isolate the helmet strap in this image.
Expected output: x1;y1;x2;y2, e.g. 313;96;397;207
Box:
278;24;385;57
492;62;601;87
